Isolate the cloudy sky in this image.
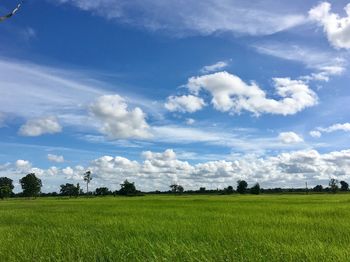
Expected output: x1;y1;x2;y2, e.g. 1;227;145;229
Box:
1;0;350;192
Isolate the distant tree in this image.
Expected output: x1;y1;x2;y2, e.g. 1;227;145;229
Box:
340;181;349;191
60;183;80;197
170;184;184;194
119;180;137;196
95;187;110;196
225;185;234;194
237;180;248;194
250;183;260;195
0;177;14;199
83;170;92;194
313;185;323;192
329;178;339;193
199;187;206;193
19;173;42;198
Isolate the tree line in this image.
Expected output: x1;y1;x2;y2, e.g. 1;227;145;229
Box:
0;172;349;199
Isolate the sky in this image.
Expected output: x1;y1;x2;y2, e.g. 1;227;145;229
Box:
1;0;350;192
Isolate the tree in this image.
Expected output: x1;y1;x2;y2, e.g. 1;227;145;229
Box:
19;173;42;198
83;170;92;194
250;183;260;195
237;180;248;194
225;185;234;194
170;184;184;194
60;183;80;197
95;187;110;196
329;178;339;193
340;181;349;191
199;187;206;193
313;185;323;192
119;180;137;196
0;177;14;199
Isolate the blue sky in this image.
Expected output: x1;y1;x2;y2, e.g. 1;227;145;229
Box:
1;0;350;192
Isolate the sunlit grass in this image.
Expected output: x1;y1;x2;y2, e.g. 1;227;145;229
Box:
1;194;350;261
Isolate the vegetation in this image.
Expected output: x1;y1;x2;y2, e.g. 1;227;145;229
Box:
118;180;138;196
170;184;184;194
0;195;350;261
19;173;42;198
83;170;92;194
340;180;349;191
250;183;261;195
236;180;248;194
0;177;13;199
329;178;339;193
60;183;80;197
95;187;111;196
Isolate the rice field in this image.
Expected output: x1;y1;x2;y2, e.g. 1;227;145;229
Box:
1;194;350;261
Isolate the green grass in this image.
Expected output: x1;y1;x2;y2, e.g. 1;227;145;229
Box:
1;194;350;261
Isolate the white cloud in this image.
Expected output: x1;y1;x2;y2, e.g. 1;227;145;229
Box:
5;148;350;191
152;125;306;153
56;0;305;36
278;132;303;144
309;2;350;49
90;94;152;139
254;43;346;82
0;59;161;135
200;61;229;73
186;118;195;125
47;154;65;163
310;130;322;138
165;95;206;113
19;116;62;136
16;160;32;171
319;123;350;133
311;123;350;137
186;71;317;115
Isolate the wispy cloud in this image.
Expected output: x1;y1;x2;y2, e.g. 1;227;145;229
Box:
253;42;347;82
55;0;306;36
200;61;230;74
311;123;350;138
0;58;161;135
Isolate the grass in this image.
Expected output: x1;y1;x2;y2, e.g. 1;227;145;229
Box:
1;194;350;261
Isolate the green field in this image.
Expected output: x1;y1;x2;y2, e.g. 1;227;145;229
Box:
1;194;350;261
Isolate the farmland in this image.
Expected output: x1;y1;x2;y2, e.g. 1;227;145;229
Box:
1;194;350;261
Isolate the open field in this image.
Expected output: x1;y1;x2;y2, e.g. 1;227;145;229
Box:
1;195;350;261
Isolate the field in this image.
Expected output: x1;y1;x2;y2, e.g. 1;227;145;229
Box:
1;195;350;261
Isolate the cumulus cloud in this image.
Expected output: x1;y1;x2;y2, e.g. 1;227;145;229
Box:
56;0;305;36
186;71;317;116
278;132;303;144
90;95;151;139
47;154;65;163
18;116;62;136
309;2;350;49
164;95;206;113
15;160;32;171
47;148;350;190
4;148;350;191
200;61;229;74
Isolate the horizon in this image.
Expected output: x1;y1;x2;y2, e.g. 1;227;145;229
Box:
1;0;350;193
